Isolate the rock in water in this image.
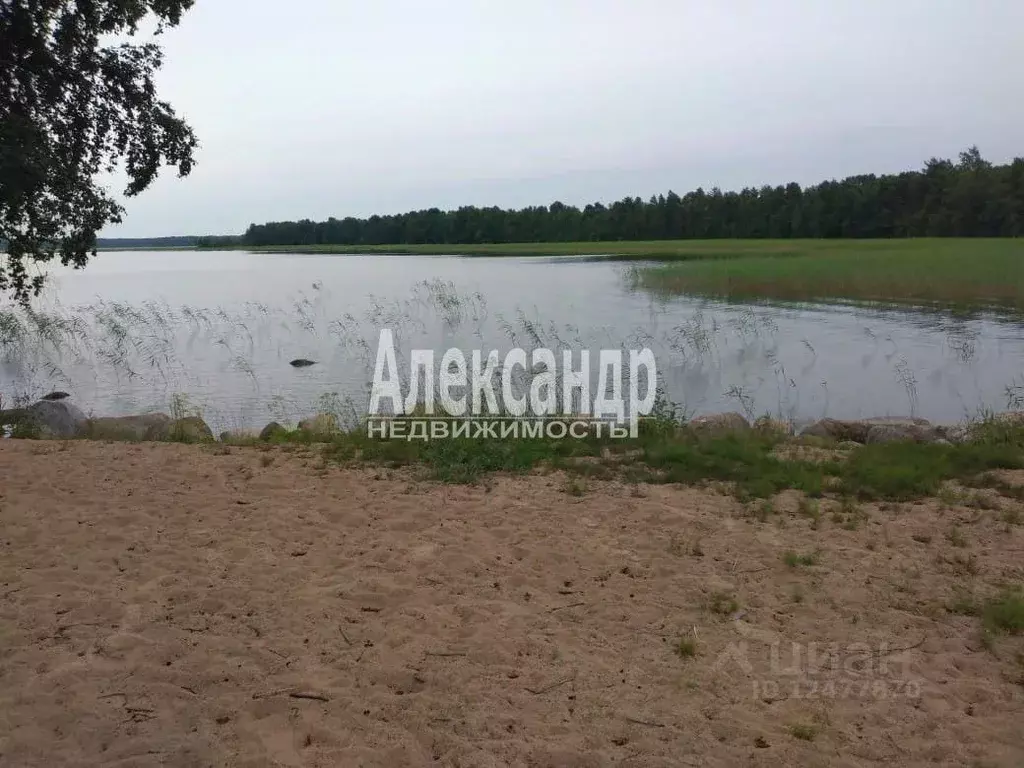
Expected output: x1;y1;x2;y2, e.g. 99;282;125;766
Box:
290;359;317;368
41;391;70;401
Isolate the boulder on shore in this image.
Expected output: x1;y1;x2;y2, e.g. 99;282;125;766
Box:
753;415;794;437
297;413;340;438
800;417;942;444
946;411;1024;444
259;421;289;441
2;400;87;438
687;412;751;437
164;416;215;443
80;413;172;441
864;423;940;444
220;429;258;443
993;410;1024;427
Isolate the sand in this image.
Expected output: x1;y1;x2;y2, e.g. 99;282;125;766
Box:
0;440;1022;767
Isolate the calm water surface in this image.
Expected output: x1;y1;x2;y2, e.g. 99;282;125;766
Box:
2;250;1021;433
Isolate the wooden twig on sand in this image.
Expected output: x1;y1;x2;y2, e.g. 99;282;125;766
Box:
526;675;575;695
874;635;927;656
289;691;330;703
254;688;331;702
549;602;586;613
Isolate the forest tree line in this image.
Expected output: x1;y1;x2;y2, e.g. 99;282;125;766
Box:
97;236;198;249
205;148;1024;248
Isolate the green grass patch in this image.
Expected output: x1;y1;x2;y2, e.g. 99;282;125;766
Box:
312;418;835;494
789;723;819;742
947;586;1024;642
675;637;698;660
982;589;1024;636
706;591;740;616
254;415;1024;507
628;238;1024;309
782;551;819;568
20;402;1020;509
837;436;1024;501
639;432;835;499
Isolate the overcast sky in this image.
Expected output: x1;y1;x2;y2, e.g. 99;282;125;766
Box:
102;0;1024;237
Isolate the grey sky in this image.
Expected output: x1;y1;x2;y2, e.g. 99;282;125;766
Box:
103;0;1024;237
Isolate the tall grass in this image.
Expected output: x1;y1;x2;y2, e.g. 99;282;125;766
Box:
274;408;1024;499
627;239;1024;309
2;265;1021;433
0;279;666;429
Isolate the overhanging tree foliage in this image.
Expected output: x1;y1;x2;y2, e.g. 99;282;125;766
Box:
0;0;198;303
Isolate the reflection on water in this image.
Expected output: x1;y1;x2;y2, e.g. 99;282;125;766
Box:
1;250;1022;433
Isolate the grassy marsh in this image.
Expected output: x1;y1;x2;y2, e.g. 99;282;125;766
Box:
627;239;1024;309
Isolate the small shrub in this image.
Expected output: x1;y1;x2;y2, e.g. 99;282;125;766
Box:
797;497;821;522
948;592;979;617
753;499;775;522
982;589;1024;635
564;477;586;497
675;637;697;659
968;492;999;511
789;723;818;742
707;591;739;616
948;553;979;577
947;526;968;548
938;486;963;507
782;551;818;568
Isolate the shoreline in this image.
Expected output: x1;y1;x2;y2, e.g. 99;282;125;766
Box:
5;402;1024;504
90;236;1024;256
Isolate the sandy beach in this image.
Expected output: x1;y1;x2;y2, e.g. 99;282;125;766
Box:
0;439;1021;767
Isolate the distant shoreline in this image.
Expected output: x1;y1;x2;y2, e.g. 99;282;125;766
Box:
95;236;1023;256
96;245;200;252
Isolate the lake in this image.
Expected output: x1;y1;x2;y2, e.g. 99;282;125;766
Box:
1;249;1022;433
